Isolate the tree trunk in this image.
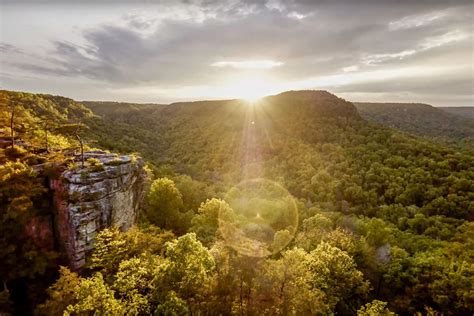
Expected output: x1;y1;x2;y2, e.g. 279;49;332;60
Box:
75;131;84;167
239;279;244;316
10;110;14;148
45;127;49;153
376;273;383;296
80;139;84;167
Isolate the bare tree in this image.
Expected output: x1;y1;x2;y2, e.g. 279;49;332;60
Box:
56;123;88;167
9;107;15;148
40;116;57;153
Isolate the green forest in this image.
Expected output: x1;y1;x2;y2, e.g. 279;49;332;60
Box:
0;89;473;315
354;102;474;147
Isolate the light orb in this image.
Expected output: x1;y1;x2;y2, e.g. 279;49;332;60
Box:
218;178;298;257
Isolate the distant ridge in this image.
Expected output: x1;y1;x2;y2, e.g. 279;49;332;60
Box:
263;90;360;118
84;90;361;121
354;102;474;144
439;106;474;119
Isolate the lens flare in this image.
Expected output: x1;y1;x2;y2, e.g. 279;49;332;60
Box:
218;178;298;257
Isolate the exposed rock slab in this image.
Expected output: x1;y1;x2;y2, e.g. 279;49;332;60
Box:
50;151;145;270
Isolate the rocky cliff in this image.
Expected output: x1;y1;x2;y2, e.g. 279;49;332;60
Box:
50;151;145;270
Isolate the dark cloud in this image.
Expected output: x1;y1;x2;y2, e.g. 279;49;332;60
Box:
0;43;23;54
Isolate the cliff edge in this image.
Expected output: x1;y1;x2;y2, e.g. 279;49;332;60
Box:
50;151;145;270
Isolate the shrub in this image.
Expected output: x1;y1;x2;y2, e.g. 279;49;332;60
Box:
108;158;123;166
67;161;80;171
87;157;104;172
4;145;28;160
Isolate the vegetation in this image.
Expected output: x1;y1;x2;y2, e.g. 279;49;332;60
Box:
355;102;474;147
440;107;474;120
0;90;473;315
0;91;94;313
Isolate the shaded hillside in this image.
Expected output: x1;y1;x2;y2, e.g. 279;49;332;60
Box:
440;106;474;119
354;102;474;146
0;91;107;313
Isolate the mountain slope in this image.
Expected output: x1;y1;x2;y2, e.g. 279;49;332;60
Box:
354;102;474;145
83;90;361;181
439;106;474;119
84;90;472;219
0;90;94;161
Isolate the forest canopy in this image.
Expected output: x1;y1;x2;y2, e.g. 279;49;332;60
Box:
0;90;473;315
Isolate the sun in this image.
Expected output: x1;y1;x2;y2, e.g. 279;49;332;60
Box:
216;74;281;102
237;76;271;102
244;94;262;103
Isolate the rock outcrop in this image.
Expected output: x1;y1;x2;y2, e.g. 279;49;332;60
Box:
50;151;145;270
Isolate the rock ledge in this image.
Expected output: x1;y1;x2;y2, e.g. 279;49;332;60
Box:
50;151;145;269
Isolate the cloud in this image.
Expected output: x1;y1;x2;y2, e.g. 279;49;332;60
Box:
1;0;473;105
389;11;447;30
362;29;469;65
287;11;310;20
0;43;23;54
211;60;284;69
343;66;359;72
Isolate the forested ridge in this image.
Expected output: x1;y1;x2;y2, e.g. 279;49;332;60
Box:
354;102;474;146
1;89;473;315
440;107;474;120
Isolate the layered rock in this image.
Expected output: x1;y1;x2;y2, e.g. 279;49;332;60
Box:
50;151;145;270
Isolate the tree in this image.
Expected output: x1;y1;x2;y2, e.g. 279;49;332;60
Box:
306;242;370;312
258;248;329;315
89;227;174;277
357;300;395;315
0;287;12;316
55;123;88;167
35;267;81;315
0;92;29;149
9;98;15;148
190;198;231;246
112;255;162;315
155;291;189;316
174;174;214;212
159;233;215;313
0;161;54;284
39;116;57;153
294;213;333;251
65;273;126;315
146;178;184;232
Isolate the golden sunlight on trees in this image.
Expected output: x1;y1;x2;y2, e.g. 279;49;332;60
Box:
145;178;185;232
1;90;473;315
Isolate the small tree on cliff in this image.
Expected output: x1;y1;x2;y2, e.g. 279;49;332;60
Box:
39;115;58;153
56;123;88;167
0;92;27;149
8;100;16;148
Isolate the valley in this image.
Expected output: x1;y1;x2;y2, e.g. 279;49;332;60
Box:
1;89;472;315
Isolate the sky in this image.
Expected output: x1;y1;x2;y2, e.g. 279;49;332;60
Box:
1;0;473;106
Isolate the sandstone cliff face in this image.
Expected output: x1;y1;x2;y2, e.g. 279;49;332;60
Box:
50;152;145;270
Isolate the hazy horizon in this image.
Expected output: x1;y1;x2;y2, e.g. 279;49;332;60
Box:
2;87;472;108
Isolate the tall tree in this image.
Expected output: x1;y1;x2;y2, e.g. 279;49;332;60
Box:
190;198;231;246
146;178;184;232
